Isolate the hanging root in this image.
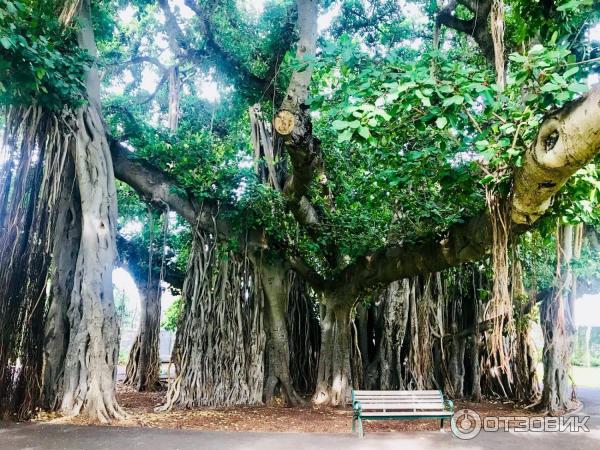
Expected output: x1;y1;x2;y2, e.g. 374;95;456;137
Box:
483;187;513;397
0;106;75;419
287;271;320;397
159;224;266;410
491;0;506;89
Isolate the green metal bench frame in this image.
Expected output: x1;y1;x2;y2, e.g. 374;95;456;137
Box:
351;389;454;438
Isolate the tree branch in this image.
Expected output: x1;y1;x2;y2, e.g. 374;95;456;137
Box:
135;70;169;104
327;85;600;300
110;139;197;223
108;56;167;72
512;84;600;224
274;0;321;228
159;0;276;94
436;0;494;63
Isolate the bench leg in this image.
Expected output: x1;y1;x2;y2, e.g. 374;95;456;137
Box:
358;417;364;438
352;416;356;433
440;419;444;432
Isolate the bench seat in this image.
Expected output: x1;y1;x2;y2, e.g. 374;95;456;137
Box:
352;389;454;437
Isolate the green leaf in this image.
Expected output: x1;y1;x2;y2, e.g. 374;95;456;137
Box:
332;120;349;130
557;1;582;12
563;66;579;79
435;117;448;129
442;95;464;107
508;53;528;63
337;129;353;143
357;126;371;139
540;82;561;92
375;109;391;121
568;83;588;94
0;36;12;49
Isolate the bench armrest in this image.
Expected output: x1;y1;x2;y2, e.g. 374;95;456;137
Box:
444;399;454;412
353;400;362;415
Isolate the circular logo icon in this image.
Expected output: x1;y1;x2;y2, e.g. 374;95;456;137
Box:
451;408;482;440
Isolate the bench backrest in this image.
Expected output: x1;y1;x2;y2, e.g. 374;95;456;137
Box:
352;390;446;413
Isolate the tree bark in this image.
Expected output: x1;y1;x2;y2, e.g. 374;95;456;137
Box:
59;0;124;422
366;280;411;390
160;229;266;409
259;259;304;405
287;271;320;396
43;161;81;410
584;326;592;368
168;66;180;132
124;282;161;391
539;224;577;414
312;297;353;406
512;87;600;224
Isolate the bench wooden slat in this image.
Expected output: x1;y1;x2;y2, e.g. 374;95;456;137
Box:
356;399;441;402
353;390;439;395
354;394;441;398
360;411;453;418
359;402;446;410
354;395;441;399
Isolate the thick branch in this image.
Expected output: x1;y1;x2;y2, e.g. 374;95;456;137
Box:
275;0;321;227
329;86;600;299
436;0;494;63
512;84;600;224
329;212;496;299
110;140;197;223
110;139;236;238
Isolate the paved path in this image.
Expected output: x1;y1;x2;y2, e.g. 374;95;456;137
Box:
2;389;599;450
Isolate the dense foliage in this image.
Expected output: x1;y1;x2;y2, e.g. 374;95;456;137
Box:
102;0;600;282
0;0;90;108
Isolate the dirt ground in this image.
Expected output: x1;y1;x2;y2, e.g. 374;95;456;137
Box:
33;383;538;433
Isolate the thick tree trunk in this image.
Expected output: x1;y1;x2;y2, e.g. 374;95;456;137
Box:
43;162;81;410
448;322;466;397
259;260;304;405
312;297;353;406
0;107;71;419
53;0;124;422
160;229;265;409
406;276;435;390
540;224;577;414
469;332;482;402
124;282;161;391
366;280;411;390
59;102;124;422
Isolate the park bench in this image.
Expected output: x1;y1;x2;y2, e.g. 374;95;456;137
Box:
351;389;454;437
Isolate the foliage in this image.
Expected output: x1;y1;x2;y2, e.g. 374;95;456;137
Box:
96;0;600;280
0;0;90;109
161;297;182;332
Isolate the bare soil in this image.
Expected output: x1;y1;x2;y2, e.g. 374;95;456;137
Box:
33;383;538;433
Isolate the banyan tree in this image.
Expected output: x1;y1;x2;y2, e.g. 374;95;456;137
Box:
1;0;600;422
